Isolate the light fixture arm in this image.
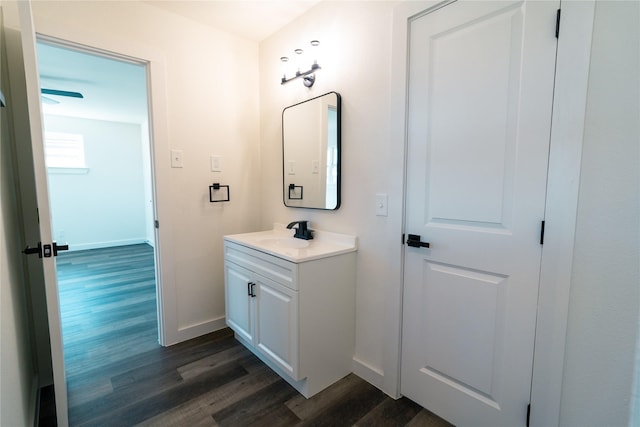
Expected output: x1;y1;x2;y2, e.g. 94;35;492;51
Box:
281;64;321;86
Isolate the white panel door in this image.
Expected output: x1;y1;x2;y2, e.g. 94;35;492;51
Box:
6;1;69;425
255;277;299;379
401;1;558;426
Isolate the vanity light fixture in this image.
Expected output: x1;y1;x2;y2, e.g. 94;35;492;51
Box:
280;40;321;88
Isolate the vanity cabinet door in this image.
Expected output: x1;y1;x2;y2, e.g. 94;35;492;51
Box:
255;277;299;380
224;261;254;344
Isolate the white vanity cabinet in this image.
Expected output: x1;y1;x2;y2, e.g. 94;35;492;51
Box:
225;258;299;378
223;231;356;399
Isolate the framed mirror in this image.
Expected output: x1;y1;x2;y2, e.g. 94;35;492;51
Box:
282;91;341;210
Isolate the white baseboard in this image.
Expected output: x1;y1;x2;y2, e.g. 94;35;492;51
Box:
66;238;149;251
175;316;227;343
352;356;384;390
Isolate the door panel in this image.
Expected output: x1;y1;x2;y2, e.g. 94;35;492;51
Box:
401;1;558;426
426;3;522;227
420;260;507;399
224;261;253;343
255;277;298;379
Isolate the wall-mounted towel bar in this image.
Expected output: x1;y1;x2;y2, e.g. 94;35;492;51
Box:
209;183;230;203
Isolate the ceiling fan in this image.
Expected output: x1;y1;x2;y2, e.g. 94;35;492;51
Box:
40;88;84;105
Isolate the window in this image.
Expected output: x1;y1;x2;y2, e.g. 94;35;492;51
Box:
44;132;87;169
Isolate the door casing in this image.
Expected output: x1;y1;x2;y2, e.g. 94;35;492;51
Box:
384;2;596;426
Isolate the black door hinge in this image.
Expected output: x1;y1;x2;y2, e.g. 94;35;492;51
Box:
526;403;531;427
555;9;561;38
155;220;159;229
540;220;545;245
402;233;405;244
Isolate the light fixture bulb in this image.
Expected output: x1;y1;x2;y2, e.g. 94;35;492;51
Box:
294;48;304;74
310;40;320;69
280;56;289;81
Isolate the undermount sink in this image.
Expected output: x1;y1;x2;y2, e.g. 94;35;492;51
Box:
224;223;357;263
258;237;310;249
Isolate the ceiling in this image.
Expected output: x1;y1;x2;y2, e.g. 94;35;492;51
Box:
37;1;321;124
38;41;148;124
144;0;321;42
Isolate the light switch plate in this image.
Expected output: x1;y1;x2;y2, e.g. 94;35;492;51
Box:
171;149;183;168
288;161;296;175
376;193;388;216
312;160;320;174
211;155;222;172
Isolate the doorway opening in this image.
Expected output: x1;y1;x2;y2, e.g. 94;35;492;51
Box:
35;37;163;409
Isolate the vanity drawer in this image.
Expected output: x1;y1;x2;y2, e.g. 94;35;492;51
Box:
224;241;298;291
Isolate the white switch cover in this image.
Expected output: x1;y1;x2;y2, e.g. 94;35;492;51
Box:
288;161;296;175
211;155;222;172
312;160;320;174
376;193;388;216
171;149;183;168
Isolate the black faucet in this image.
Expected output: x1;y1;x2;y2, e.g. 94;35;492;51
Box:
286;220;313;240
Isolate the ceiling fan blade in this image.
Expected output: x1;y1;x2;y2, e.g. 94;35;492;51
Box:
41;95;60;105
41;88;84;99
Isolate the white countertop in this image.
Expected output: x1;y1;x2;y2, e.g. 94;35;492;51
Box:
224;223;357;263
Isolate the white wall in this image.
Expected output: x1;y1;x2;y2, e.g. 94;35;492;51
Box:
141;119;155;246
559;2;640;426
259;1;396;385
31;0;262;343
44;115;148;251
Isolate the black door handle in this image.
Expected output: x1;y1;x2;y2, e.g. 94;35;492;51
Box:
250;282;256;298
53;242;69;256
23;242;69;258
22;243;43;258
406;234;430;248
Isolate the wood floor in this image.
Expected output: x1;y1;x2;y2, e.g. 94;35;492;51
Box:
55;244;453;427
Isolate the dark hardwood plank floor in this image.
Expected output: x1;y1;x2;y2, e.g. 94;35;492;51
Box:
55;244;452;427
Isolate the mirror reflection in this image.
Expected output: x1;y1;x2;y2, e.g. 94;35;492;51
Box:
282;91;341;210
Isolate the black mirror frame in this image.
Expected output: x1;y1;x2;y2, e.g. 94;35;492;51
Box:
282;91;341;210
